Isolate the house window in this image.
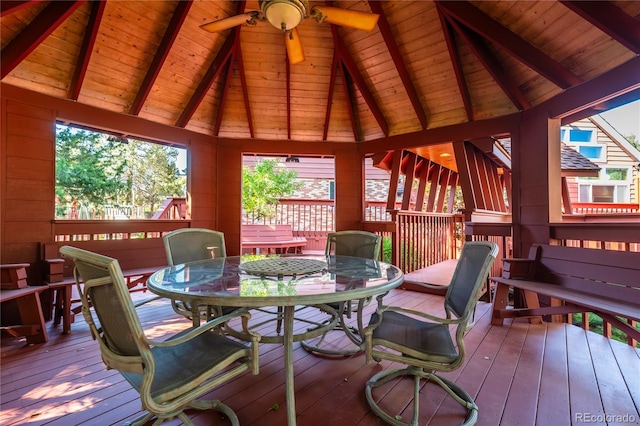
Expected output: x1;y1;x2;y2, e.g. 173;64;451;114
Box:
569;129;593;142
577;145;603;160
577;166;631;203
561;126;605;161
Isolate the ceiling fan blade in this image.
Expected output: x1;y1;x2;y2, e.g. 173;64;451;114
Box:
311;6;379;32
285;28;305;65
200;13;254;33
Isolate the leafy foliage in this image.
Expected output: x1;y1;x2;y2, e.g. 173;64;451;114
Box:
56;125;185;218
56;127;128;211
242;159;301;220
626;134;639;151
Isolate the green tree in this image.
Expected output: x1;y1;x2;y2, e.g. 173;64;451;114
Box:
55;126;128;215
56;125;186;218
242;159;302;220
124;140;186;216
626;134;639;151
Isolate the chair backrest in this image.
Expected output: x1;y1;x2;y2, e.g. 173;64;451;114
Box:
59;245;147;373
163;228;226;266
445;241;499;321
325;230;382;259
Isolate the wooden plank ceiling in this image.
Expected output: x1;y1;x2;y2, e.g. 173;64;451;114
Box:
1;0;639;146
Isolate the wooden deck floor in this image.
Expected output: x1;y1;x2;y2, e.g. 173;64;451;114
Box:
2;289;638;426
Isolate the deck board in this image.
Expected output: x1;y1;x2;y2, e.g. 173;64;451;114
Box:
2;289;639;426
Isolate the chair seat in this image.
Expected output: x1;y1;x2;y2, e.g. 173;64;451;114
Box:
123;329;251;402
370;311;457;363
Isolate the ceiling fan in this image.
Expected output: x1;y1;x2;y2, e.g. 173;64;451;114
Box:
200;0;379;64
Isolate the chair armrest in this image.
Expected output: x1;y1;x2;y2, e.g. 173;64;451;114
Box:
372;305;466;326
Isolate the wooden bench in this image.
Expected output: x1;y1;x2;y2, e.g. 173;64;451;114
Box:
241;224;307;254
45;257;163;334
1;263;30;289
490;244;640;344
1;286;49;344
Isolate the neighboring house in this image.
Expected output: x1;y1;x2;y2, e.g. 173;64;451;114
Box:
242;155;391;202
562;115;640;206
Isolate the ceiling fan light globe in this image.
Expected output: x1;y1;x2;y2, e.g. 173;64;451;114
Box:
264;0;306;31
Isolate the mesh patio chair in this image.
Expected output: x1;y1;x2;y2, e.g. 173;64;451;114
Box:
163;228;236;323
59;245;259;426
363;241;498;426
300;230;382;356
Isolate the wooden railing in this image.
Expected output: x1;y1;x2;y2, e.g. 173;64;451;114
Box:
52;220;190;271
242;199;334;252
570;202;639;214
151;197;187;220
363;211;464;273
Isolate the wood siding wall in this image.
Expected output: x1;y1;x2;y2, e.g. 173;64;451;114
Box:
0;86;218;280
1;99;55;281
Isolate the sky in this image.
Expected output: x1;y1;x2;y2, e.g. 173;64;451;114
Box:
600;99;640;139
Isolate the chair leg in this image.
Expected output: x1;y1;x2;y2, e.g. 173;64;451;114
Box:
365;366;478;426
123;399;240;426
300;298;368;357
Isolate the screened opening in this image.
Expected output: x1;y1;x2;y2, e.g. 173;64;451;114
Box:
55;124;187;220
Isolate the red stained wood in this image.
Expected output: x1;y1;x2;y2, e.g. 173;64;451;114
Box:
2;290;638;425
559;0;640;54
68;1;105;101
128;0;192;114
0;1;84;79
435;0;582;88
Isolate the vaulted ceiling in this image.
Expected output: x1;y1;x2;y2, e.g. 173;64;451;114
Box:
2;0;639;145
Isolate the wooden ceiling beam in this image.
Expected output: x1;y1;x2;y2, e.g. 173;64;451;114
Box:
340;62;361;141
414;158;431;211
369;1;427;130
543;56;640;119
437;8;473;121
1;1;83;79
447;173;459;213
175;29;237;128
560;1;640;54
386;150;403;211
213;54;234;136
452;140;477;212
129;0;192;115
1;0;35;17
435;0;582;89
446;16;530;111
335;33;389;137
426;163;442;212
360;113;517;155
234;32;254;138
401;152;417;210
436;168;452;213
561;88;640;125
323;50;340;141
68;1;105;101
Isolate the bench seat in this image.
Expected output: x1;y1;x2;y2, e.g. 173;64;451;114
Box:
46;265;163;334
491;277;639;323
241;224;307;254
1;286;48;344
490;244;640;344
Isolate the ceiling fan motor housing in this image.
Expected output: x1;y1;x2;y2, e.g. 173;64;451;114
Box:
260;0;310;31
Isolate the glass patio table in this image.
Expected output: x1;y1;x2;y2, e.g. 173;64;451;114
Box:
147;254;404;426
